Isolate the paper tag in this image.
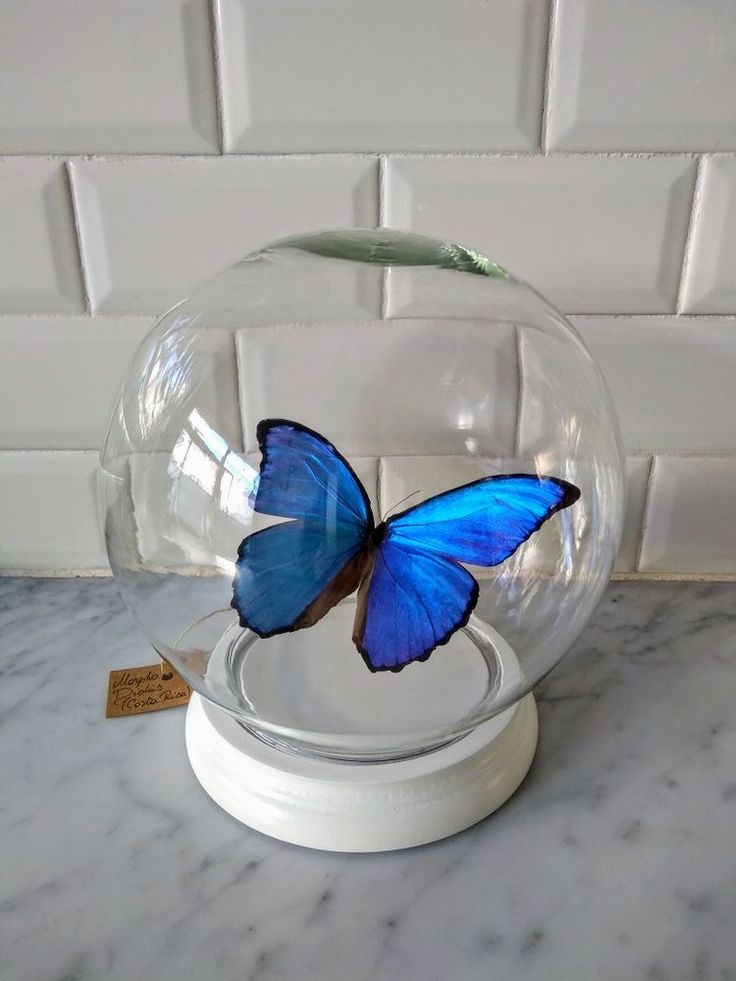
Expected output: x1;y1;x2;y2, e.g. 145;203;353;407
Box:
106;661;192;718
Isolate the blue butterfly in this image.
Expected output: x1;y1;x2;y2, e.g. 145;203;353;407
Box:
231;420;580;673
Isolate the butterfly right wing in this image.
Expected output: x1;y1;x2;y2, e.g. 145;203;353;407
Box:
354;474;580;670
353;539;478;672
231;419;374;637
387;474;580;567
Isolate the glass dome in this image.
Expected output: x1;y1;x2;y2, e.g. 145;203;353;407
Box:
99;229;624;761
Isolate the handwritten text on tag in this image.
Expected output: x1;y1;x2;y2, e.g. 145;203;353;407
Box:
106;663;191;718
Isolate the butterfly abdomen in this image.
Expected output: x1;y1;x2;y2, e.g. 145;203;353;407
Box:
294;545;373;631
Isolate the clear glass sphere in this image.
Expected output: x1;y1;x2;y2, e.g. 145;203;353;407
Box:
99;229;624;761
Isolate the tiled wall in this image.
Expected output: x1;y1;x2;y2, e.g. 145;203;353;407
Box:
1;0;735;577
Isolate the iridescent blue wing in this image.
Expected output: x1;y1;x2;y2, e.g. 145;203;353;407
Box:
387;475;579;567
355;475;579;671
353;541;478;672
231;420;374;637
233;519;369;637
250;418;373;529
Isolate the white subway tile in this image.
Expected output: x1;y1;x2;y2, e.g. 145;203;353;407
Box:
547;0;736;152
236;319;518;457
0;316;151;450
615;456;651;573
70;157;378;314
187;237;384;328
0;160;85;313
680;157;736;314
640;456;736;574
131;452;253;573
0;0;218;153
0;452;106;570
379;455;500;515
384;260;530;322
218;0;547;153
574;317;736;452
114;326;244;453
386;156;695;313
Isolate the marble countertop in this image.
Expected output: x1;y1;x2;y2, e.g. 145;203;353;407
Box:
2;577;735;981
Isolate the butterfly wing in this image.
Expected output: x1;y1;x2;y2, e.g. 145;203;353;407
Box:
231;419;374;637
387;474;580;566
354;475;579;671
353;540;478;672
250;418;373;526
233;519;370;637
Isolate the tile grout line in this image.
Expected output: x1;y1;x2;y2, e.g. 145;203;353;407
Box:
378;154;389;318
228;330;246;452
2;150;724;163
381;149;702;161
0;569;112;578
568;312;736;322
376;457;385;519
634;454;657;572
209;0;228;154
3;311;736;323
65;161;93;316
5;447;736;459
3;567;734;582
513;325;525;458
0;151;384;165
675;154;705;314
623;449;736;459
611;571;736;583
233;329;250;454
0;449;100;456
0;313;159;322
539;0;559;154
378;153;387;227
380;261;389;320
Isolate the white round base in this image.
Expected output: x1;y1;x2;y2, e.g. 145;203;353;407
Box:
185;693;538;852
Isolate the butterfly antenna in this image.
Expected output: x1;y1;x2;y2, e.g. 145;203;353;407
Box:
381;489;421;522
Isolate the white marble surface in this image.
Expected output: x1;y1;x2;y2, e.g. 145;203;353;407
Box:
1;577;735;981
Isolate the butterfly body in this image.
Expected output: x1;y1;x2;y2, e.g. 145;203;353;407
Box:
231;419;580;673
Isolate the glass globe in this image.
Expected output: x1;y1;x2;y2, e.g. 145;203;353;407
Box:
99;229;624;761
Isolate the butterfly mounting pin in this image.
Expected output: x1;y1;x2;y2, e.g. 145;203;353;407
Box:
231;419;580;673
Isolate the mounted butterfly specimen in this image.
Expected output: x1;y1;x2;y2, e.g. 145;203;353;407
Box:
231;419;580;673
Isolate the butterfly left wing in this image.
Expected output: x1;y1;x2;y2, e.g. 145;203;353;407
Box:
231;419;374;637
250;418;373;528
354;474;580;671
233;519;370;637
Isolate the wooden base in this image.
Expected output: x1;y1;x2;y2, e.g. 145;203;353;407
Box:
185;692;538;853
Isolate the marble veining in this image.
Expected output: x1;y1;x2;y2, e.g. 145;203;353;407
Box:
1;578;735;981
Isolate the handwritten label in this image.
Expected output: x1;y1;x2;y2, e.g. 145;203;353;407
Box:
106;662;191;718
